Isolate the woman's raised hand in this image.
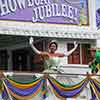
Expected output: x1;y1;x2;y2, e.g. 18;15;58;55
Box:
29;37;41;54
29;37;34;45
74;41;78;48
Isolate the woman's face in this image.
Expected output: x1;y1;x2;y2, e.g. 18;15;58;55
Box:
49;43;57;53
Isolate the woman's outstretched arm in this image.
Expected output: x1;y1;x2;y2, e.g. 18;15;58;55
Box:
29;37;41;54
66;41;78;56
57;41;78;57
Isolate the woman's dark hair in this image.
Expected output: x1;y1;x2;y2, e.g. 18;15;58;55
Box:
48;41;58;50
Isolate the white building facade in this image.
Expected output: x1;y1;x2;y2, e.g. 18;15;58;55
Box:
0;0;99;73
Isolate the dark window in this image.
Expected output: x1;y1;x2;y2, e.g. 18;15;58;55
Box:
12;49;28;71
0;50;8;70
30;38;45;72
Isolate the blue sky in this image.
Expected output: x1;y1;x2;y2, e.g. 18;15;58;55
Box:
96;0;100;9
80;0;86;3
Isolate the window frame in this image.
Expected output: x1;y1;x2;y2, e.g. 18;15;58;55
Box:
67;43;91;65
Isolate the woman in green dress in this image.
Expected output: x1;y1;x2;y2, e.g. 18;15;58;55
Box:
29;37;78;73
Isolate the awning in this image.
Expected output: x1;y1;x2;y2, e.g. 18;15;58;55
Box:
0;29;99;39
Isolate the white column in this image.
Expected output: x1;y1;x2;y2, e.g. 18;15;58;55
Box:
96;38;100;48
89;0;96;30
57;40;68;65
0;94;2;100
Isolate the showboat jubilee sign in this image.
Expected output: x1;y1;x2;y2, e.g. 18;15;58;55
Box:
0;0;89;25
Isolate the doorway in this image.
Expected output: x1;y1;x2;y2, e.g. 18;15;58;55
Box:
12;49;28;71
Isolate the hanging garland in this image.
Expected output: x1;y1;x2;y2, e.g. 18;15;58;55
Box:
90;78;100;99
48;76;88;98
6;76;41;88
2;76;43;100
0;75;100;99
